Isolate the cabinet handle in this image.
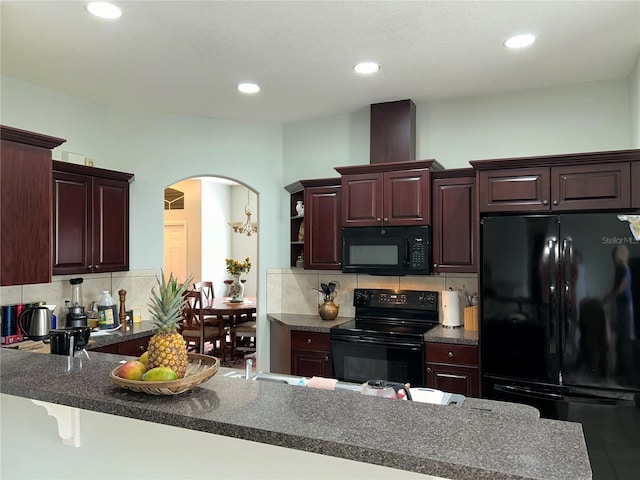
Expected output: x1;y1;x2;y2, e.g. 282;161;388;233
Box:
542;200;548;205
552;200;558;206
427;367;432;373
307;338;312;344
448;351;453;358
324;356;329;361
376;217;382;222
94;264;100;269
88;265;93;270
383;217;388;222
433;263;438;270
139;345;145;351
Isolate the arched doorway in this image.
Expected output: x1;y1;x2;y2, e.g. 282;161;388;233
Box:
163;175;258;365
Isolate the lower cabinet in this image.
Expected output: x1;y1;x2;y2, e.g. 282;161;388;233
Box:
291;331;332;378
425;342;479;398
90;335;151;356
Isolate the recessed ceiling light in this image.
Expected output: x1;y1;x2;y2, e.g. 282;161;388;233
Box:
354;62;380;74
238;83;260;94
87;2;122;19
504;34;536;49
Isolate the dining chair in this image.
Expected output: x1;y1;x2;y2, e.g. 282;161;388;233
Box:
230;313;256;360
193;281;215;305
180;290;226;362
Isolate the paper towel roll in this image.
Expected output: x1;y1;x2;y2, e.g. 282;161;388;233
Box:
441;290;462;328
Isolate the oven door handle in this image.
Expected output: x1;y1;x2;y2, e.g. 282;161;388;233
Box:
331;335;422;349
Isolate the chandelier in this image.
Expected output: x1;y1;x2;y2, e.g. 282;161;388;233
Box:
228;189;258;236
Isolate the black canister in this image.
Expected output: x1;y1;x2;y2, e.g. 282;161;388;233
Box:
1;305;17;337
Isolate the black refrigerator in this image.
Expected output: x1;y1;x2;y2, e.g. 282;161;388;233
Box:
481;213;640;480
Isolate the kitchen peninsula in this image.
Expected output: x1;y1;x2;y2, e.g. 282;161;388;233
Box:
1;346;591;479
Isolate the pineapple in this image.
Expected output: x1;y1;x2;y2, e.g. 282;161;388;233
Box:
147;271;190;378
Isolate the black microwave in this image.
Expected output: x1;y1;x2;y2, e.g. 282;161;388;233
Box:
342;226;432;275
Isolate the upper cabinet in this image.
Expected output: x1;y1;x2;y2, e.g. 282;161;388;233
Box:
335;160;444;227
431;169;477;274
302;178;342;270
52;161;134;275
285;178;342;270
471;150;639;213
0;126;66;286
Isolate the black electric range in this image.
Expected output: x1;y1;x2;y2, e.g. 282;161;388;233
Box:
330;288;439;386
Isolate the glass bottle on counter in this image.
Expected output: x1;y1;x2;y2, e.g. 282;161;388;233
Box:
97;291;119;330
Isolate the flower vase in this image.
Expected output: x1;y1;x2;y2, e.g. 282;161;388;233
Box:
229;275;245;302
318;298;339;321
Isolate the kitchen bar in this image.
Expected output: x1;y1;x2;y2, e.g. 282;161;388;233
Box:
1;347;591;480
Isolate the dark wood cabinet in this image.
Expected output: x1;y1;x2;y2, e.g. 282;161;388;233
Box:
370;99;416;165
52;161;133;275
632;161;640;208
0;126;65;286
290;331;332;377
431;169;477;273
336;160;443;227
90;335;151;356
426;342;479;398
473;151;638;213
302;179;342;270
285;178;342;270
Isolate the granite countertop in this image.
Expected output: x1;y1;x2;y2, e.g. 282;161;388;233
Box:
87;321;157;348
0;349;590;480
268;314;479;346
268;313;351;332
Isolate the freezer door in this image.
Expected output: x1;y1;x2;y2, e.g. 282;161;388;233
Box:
481;215;560;383
560;213;640;391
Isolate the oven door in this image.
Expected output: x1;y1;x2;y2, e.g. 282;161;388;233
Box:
330;334;425;386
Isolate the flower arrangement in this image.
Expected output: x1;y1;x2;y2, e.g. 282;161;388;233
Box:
225;257;252;276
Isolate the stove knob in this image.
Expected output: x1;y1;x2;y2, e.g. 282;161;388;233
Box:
354;290;370;306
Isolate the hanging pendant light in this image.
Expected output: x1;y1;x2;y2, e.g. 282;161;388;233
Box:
228;189;258;236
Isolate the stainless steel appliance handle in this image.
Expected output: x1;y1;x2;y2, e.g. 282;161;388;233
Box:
403;236;410;267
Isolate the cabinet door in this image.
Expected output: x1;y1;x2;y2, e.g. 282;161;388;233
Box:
432;177;476;273
52;171;92;275
383;169;431;225
478;168;550;212
551;162;631;211
426;362;479;397
92;177;130;272
291;349;332;377
305;185;342;270
118;336;151;356
0;140;53;285
341;172;383;226
633;162;640;208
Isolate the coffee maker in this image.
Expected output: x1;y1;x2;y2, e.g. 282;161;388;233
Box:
66;278;88;328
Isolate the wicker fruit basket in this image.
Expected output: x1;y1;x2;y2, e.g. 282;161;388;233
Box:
110;353;219;395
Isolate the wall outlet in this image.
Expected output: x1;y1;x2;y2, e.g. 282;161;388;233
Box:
85;158;95;167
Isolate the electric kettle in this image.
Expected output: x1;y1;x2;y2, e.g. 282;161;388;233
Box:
360;380;412;400
18;306;53;340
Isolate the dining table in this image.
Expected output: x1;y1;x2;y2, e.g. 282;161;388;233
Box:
195;296;257;359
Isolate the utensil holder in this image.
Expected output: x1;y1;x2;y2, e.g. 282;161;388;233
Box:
463;306;478;331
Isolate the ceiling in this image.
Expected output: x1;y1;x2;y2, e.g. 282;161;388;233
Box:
2;1;639;124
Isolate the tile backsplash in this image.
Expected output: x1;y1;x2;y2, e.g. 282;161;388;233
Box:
267;268;478;323
0;270;160;326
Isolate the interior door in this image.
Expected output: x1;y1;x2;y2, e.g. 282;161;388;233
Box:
164;222;188;282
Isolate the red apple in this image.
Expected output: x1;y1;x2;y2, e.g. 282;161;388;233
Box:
118;360;147;380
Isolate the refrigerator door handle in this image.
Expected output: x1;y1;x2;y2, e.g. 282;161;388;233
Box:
548;238;558;356
562;238;573;360
495;383;563;400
